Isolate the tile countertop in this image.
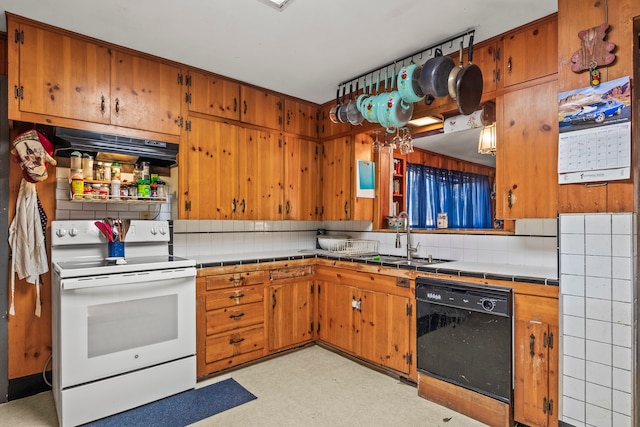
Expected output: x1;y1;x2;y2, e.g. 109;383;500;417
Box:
191;250;559;286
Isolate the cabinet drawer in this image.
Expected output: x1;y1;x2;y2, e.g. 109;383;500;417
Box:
205;326;265;364
206;301;264;335
205;286;264;311
205;271;264;291
269;266;313;281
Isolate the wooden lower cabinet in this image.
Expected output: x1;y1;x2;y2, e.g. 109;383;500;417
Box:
197;270;267;377
267;279;315;352
513;293;559;427
316;268;412;375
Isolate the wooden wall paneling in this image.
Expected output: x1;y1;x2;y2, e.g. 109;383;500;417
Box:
557;0;639;213
7;127;56;380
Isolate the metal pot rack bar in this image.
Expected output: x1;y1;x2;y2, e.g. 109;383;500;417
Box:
338;28;475;89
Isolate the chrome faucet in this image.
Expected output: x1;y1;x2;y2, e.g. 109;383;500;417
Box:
396;211;419;260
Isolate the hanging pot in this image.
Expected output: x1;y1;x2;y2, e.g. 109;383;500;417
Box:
397;63;425;103
329;88;341;124
337;85;350;124
346;81;364;125
455;34;484;115
419;48;455;99
447;40;464;100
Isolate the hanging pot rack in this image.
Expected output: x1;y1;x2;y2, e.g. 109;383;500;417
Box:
338;28;476;90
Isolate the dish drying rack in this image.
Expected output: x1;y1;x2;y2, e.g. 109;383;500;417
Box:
327;239;379;255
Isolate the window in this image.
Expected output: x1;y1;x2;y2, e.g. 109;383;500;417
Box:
406;163;492;229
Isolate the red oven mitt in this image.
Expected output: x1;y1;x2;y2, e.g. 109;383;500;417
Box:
11;129;57;182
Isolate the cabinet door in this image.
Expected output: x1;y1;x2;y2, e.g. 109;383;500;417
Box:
473;42;499;94
10;21;111;123
238;128;284;220
501;17;558;87
186;117;239;219
240;85;283;130
268;280;314;352
496;80;558;219
357;289;411;374
317;281;356;353
284;136;320;220
188;70;240;120
321;136;352;220
110;50;183;135
284;99;317;138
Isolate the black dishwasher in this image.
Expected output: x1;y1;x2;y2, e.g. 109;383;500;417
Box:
416;277;513;403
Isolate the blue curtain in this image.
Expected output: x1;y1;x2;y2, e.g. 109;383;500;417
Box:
406;163;492;229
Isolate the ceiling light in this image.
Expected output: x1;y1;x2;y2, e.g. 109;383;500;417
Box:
478;123;497;155
258;0;295;11
407;116;442;127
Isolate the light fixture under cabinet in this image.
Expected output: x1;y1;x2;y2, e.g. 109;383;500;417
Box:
478;123;497;155
407;115;442;127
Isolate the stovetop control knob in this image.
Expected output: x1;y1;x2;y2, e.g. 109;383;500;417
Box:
68;227;79;237
56;228;67;238
159;225;167;235
150;227;157;235
481;298;495;312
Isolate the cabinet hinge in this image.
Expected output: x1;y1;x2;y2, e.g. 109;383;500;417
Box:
185;200;191;212
406;303;412;316
317;284;321;294
543;397;554;415
495;47;501;61
315;206;318;215
278;116;282;125
544;332;554;349
14;29;24;44
277;100;282;110
310;284;314;294
185;92;192;104
278;204;282;214
14;85;24;100
406;352;413;365
278;138;282;148
185;74;192;87
310;322;314;332
317;322;321;334
175;116;184;128
185;120;192;131
177;73;183;85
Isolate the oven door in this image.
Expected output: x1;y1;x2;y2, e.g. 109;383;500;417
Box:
57;267;196;388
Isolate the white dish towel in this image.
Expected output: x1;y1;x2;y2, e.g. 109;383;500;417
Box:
8;178;49;317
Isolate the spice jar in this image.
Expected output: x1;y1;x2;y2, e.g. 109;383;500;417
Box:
137;179;151;199
70;168;84;199
103;162;112;182
99;184;110;200
94;162;105;181
120;184;129;199
92;183;102;199
82;154;93;179
70;151;82;170
111;162;121;181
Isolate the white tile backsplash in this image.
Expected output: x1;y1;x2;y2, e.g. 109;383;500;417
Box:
585;214;612;235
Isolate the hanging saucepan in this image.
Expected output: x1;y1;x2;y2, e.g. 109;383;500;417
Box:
397;62;425;103
455;34;484;115
337;85;350;124
447;40;464;100
329;88;341;124
376;91;414;131
419;48;455;100
356;76;369;117
347;81;364;125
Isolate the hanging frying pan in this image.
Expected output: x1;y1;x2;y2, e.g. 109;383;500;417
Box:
455;34;483;115
447;40;464;100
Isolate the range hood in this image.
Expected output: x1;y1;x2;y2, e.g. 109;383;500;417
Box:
53;127;179;167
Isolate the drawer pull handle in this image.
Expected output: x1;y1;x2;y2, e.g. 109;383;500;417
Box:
229;337;245;345
229;312;245;320
229;294;245;299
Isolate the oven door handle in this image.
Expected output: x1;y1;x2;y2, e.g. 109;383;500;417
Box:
60;268;197;290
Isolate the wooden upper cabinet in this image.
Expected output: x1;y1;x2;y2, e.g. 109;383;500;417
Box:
321;136;353;220
284;136;320;220
284;99;318;138
496;80;558;219
240;85;283;130
501;15;558;87
473;42;499;95
8;20;111;124
7;15;183;138
237;128;284;220
110;50;183;136
187;70;240;120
